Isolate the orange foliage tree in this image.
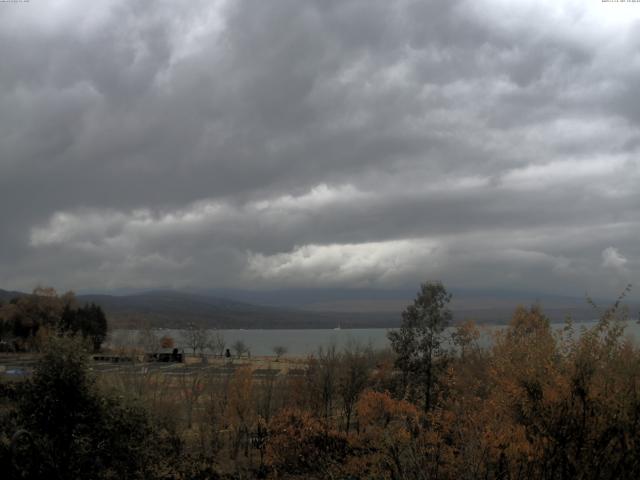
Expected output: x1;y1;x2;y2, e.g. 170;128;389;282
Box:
265;407;348;478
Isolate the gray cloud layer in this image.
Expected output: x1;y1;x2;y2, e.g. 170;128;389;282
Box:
1;0;638;296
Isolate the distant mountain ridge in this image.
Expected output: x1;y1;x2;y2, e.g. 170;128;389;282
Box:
1;287;636;329
0;288;396;329
76;290;335;329
0;289;26;302
196;287;636;324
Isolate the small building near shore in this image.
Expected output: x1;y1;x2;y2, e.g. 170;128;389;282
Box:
146;347;183;363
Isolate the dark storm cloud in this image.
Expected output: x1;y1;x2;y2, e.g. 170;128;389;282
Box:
0;0;638;295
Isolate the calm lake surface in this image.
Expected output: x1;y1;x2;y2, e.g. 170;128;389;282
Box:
109;320;640;356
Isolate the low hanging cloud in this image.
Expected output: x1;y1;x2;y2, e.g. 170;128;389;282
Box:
602;247;629;275
28;184;367;254
1;0;639;296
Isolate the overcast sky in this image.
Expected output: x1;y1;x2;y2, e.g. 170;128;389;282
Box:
0;0;638;297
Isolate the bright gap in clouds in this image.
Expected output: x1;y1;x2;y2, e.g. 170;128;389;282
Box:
480;0;640;28
246;239;442;287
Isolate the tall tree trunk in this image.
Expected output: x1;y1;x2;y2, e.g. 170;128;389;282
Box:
424;351;433;414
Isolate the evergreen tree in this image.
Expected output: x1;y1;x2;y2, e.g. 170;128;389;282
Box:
9;337;180;479
388;281;452;413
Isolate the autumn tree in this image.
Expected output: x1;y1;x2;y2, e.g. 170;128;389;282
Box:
339;341;370;433
209;330;226;357
178;369;205;429
306;345;340;429
225;367;255;459
1;289;107;351
272;345;287;361
265;407;348;477
182;322;211;356
232;339;249;358
199;371;233;458
345;390;424;479
388;281;452;413
4;288;68;347
451;319;481;359
160;335;175;349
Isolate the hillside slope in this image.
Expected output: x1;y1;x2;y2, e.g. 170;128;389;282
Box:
2;288;636;329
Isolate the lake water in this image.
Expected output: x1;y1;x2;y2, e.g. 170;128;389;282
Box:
109;319;640;356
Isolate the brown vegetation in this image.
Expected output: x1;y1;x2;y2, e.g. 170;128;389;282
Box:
2;284;640;479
